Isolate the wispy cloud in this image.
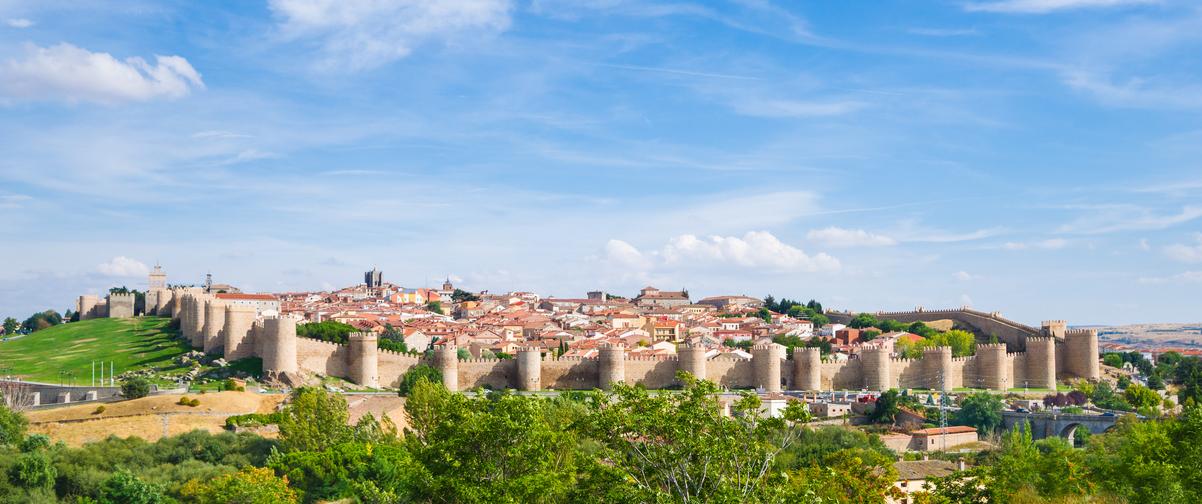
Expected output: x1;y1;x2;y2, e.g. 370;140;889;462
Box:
1138;271;1202;285
598;63;762;81
1058;205;1202;234
1002;238;1069;250
1165;234;1202;263
604;231;841;273
964;0;1159;14
806;227;897;247
6;18;34;28
268;0;514;70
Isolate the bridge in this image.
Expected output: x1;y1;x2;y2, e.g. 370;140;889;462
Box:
826;307;1043;351
1001;410;1124;441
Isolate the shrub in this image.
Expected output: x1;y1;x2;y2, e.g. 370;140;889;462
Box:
178;396;192;406
121;377;152;400
93;405;106;415
0;402;27;446
398;365;443;397
19;433;50;452
225;412;285;429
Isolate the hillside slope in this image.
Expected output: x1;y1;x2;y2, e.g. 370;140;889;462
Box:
0;317;190;384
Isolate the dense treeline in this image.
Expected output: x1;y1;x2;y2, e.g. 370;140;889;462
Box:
3;372;1202;502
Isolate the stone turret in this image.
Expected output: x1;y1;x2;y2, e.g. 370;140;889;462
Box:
752;343;785;393
143;290;160;316
261;317;298;376
155;289;173;316
974;343;1010;391
1065;329;1099;381
598;343;625;390
348;332;380;388
170;289;184;320
1024;337;1057;389
186;294;208;347
77;295;100;320
1041;320;1067;338
435;344;459;392
202;299;226;354
677;343;708;381
793;347;821;391
180;294;195;342
107;293;135;319
922;346;953;391
516;347;542;391
222;304;256;361
861;346;892;391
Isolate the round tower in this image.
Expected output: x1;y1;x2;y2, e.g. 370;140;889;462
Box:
1024;337;1057;389
1065;329;1099;381
435;344;459;392
170;289;183;320
202;299;226;355
222;304;256;361
793;346;821;391
77;295;99;321
677;343;707;382
187;294;208;348
974;343;1010;391
154;289;172;316
348;332;380;388
1041;320;1068;338
516;347;542;391
598;343;625;390
752;343;784;393
262;316;298;376
922;346;953;391
861;346;892;391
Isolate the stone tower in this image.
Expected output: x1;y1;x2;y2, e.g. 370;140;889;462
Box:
261;316;298;377
516;347;542;391
1024;337;1057;389
598;343;625;390
202;299;226;355
107;293;135;319
975;343;1010;391
155;289;173;317
1065;329;1100;381
365;268;383;289
222;304;256;361
752;343;784;393
435;344;459;392
922;346;953;391
348;332;380;388
185;294;208;347
77;295;99;320
148;264;167;291
861;346;892;391
1041;320;1068;338
677;343;707;382
793;346;822;391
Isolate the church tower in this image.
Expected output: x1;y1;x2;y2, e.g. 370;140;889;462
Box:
148;263;167;290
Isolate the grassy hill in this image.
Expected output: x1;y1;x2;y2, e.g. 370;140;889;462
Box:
0;316;192;385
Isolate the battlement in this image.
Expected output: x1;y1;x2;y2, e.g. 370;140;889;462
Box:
976;343;1008;351
1065;328;1097;337
922;346;953;355
349;332;377;341
1041;320;1067;326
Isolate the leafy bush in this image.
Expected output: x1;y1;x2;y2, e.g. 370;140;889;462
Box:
398;365;443;397
225;412;285;429
92;405;106;415
0;402;27;446
121;377;152;400
19;433;50;452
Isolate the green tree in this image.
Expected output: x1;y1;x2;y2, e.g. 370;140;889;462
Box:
121;377;152;399
10;451;56;491
954;392;1004;434
848;313;880;329
1103;353;1123;368
870;389;902;424
2;316;17;335
425;301;443;313
397;364;442;397
295;320;357;344
180;466;298;504
1124;383;1161;413
0;402;27;446
20;309;62;332
451;288;480;303
1174;356;1202;406
99;469;168;504
278;387;351;452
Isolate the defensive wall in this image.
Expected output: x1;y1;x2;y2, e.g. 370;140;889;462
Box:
87;290;1099;391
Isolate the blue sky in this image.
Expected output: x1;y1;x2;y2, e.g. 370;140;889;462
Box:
1;0;1201;325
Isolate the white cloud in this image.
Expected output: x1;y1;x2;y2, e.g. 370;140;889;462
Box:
0;43;203;104
954;271;977;281
1164;234;1202;263
1002;238;1069;250
0;193;32;209
1139;238;1151;251
806;227;897;247
269;0;513;70
1138;271;1202;285
97;256;149;277
964;0;1158;14
6;18;33;28
906;227;1005;243
604;231;840;274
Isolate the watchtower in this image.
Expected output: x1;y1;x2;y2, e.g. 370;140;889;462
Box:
348;332;380;388
435;344;459;392
752;343;784;393
202;299;226;355
860;346;891;391
922;346;953;391
516;347;542;391
677;343;707;382
1041;320;1067;338
262;316;298;376
1024;337;1057;389
598;343;626;390
222;304;256;361
975;343;1010;391
793;347;821;391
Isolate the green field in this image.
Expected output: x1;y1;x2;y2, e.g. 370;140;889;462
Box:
0;317;192;385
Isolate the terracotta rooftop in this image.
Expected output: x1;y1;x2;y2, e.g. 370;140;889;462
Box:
911;426;977;436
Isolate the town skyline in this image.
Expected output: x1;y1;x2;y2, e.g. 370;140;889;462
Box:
3;1;1202;325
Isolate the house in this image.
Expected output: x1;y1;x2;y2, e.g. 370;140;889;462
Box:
834;328;862;345
909;426;979;451
809;402;852;418
697;295;763;310
215;293;280;317
633;286;691;308
890;460;963;504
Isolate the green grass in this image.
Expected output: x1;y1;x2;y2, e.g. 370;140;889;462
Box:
0;317;191;386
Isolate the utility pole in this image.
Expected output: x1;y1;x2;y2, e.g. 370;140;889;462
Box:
939;368;948;453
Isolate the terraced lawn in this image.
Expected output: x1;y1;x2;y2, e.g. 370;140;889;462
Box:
0;317;191;385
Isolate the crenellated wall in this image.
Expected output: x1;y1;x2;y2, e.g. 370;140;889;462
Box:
149;298;1100;392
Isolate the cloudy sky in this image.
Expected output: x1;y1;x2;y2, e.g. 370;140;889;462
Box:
1;0;1201;325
